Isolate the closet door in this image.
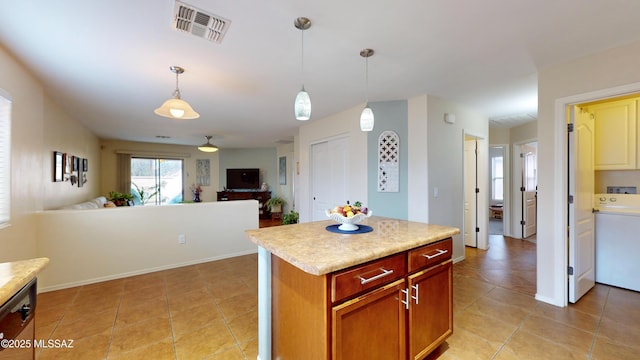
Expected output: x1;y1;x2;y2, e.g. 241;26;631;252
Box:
311;137;349;221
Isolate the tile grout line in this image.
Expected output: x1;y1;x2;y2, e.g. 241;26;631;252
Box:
488;294;539;360
103;282;125;360
163;274;180;360
585;287;610;360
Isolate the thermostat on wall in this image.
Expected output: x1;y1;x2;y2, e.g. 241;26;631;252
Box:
444;113;456;124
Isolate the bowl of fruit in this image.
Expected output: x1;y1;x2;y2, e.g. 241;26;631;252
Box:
325;201;372;231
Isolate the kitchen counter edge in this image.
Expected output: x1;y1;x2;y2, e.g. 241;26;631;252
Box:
246;217;460;276
0;257;50;305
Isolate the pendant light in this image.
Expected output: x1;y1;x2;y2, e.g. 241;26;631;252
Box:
154;66;200;120
360;49;375;132
294;17;311;120
198;135;219;152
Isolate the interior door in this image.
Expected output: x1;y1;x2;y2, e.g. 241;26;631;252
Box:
311;137;349;221
464;138;477;247
568;105;596;303
522;151;537;238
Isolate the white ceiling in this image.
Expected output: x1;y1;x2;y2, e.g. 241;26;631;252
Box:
1;0;640;148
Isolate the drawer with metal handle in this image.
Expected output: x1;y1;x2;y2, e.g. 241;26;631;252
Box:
331;253;406;303
407;237;453;273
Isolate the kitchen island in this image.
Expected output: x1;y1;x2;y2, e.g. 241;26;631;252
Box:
246;216;459;360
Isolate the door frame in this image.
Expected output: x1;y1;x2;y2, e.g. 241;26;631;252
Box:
462;131;488;250
512;139;537;239
489;144;511;237
553;82;640;307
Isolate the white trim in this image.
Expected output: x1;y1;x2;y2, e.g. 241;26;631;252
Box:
553;81;640;307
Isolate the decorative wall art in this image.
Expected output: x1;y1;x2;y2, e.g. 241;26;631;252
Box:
53;151;63;182
52;151;88;187
196;159;210;186
279;156;287;185
377;130;399;192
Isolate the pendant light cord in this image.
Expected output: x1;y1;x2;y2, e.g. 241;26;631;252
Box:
300;29;305;87
365;56;369;104
173;72;181;99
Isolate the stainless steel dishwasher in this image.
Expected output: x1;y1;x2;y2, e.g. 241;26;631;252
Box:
0;278;37;360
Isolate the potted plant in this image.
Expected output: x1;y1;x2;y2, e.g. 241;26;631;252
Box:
282;210;299;225
108;191;134;207
131;182;158;205
265;196;286;213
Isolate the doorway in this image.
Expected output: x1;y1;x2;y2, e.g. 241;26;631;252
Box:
512;141;538;239
463;133;488;250
489;146;505;235
554;82;640;307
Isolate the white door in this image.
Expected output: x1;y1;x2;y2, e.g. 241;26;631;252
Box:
522;151;537;238
569;106;596;303
464;138;477;247
311;137;349;221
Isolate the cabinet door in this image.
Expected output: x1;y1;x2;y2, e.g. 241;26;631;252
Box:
407;260;453;360
332;279;406;360
590;98;637;170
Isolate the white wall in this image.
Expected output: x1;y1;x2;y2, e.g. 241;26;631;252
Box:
36;200;258;290
427;95;489;261
297;104;368;223
408;95;429;222
538;39;640;306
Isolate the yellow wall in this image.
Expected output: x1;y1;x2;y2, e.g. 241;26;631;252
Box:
0;45;100;263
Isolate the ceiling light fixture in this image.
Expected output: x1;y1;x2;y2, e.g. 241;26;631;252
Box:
360;48;375;132
198;135;219;152
294;17;311;121
154;66;200;120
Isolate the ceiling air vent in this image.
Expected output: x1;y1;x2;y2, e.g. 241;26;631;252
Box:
172;1;231;43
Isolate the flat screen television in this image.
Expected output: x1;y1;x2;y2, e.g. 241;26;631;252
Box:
226;168;260;190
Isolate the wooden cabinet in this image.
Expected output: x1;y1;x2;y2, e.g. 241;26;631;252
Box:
332;279;407;360
406;240;453;359
217;191;270;219
271;237;453;360
407;261;452;359
590;98;638;170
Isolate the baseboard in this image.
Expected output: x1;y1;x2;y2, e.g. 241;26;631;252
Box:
38;249;258;293
534;293;564;307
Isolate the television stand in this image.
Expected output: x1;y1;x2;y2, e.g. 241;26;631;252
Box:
217;191;271;219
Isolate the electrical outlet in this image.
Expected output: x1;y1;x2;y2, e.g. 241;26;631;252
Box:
178;234;186;244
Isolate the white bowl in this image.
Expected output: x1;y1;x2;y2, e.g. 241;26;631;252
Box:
325;209;373;231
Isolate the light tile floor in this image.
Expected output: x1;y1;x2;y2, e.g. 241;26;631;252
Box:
34;235;640;359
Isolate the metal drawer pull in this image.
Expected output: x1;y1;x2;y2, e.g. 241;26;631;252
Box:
359;268;394;285
401;288;410;309
422;249;448;259
412;284;419;304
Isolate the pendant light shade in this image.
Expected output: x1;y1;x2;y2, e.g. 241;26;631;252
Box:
154;66;200;120
294;17;311;121
295;86;311;120
198;135;218;152
360;49;375;132
360;105;374;132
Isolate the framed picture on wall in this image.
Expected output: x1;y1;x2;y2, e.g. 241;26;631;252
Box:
53;151;63;182
63;153;71;174
279;156;287;185
82;158;88;172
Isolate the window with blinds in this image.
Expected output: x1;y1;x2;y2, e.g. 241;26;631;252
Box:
0;93;11;227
